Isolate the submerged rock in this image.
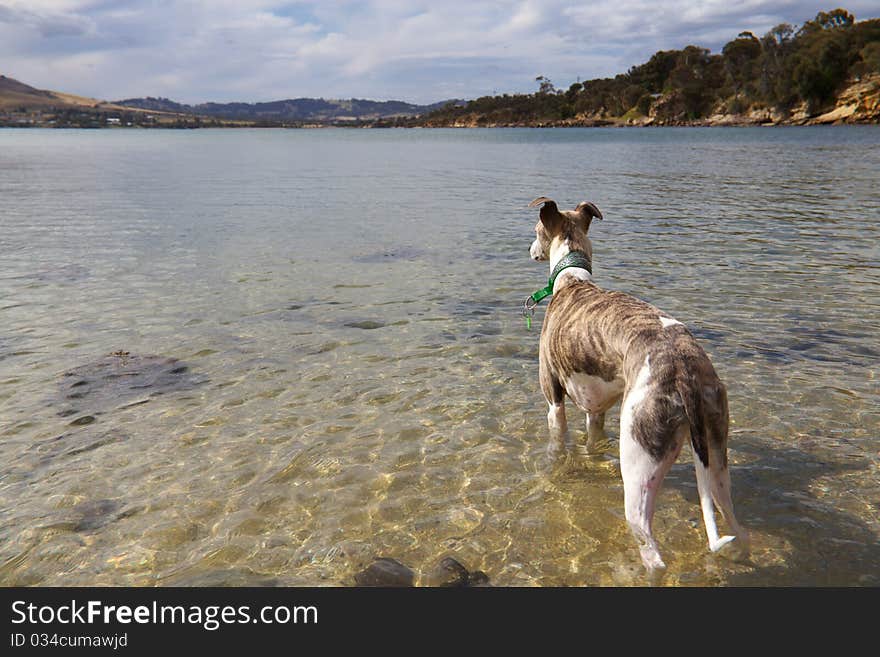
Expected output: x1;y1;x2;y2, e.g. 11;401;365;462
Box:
468;570;491;587
423;556;470;587
351;246;426;264
72;499;122;532
162;569;280;587
422;557;491;587
353;556;491;587
35;429;126;465
343;320;385;330
32;263;91;284
354;558;415;587
58;352;203;414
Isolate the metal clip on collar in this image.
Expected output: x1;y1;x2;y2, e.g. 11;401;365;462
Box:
522;295;538;330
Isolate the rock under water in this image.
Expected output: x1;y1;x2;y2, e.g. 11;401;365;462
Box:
423;556;470;587
353;556;491;587
353;558;415;587
58;352;203;414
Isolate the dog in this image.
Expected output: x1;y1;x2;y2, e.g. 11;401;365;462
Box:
526;196;749;575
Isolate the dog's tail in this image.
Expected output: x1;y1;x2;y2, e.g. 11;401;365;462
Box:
677;376;711;468
677;376;749;559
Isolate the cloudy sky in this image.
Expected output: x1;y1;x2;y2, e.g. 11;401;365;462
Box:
1;1;878;104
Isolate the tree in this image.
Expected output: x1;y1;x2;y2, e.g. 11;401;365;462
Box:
815;8;855;30
723;31;762;95
857;41;880;74
759;23;796;105
792;10;857;111
625;50;679;93
793;38;847;111
668;46;722;118
535;76;556;94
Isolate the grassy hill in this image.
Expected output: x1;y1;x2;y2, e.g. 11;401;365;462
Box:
0;75;128;112
0;75;58;108
0;74;214;128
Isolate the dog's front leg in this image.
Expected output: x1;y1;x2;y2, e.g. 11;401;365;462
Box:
540;360;570;458
547;402;570;458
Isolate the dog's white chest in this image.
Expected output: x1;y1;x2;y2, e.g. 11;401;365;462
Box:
563;372;625;414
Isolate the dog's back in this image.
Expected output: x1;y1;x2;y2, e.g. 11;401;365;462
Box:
542;280;728;466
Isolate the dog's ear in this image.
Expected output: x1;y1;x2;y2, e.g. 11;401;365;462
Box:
529;197;563;229
575;201;603;230
576;201;603;220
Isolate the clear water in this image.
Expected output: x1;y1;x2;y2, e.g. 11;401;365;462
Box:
1;126;878;586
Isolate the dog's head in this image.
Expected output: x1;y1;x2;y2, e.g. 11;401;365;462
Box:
528;197;603;262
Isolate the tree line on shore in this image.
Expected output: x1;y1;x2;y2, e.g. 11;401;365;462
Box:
419;8;880;125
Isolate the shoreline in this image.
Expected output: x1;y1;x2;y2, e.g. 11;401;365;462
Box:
4;76;878;129
2;120;878;130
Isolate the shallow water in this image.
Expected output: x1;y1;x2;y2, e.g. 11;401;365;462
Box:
1;126;878;586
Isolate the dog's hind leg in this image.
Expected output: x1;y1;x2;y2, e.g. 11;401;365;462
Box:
619;367;684;575
620;426;681;576
693;446;749;560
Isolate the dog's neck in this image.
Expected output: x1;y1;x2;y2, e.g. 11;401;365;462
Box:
549;240;592;293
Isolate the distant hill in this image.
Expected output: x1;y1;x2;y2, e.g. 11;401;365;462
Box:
111;96;189;113
116;96;456;122
0;74;218;127
0;75;57;106
0;74;153;113
0;74;109;110
1;72;457;127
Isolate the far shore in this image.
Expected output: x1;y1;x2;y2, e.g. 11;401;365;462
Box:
3;117;879;130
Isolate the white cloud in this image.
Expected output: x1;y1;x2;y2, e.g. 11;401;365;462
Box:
0;1;878;104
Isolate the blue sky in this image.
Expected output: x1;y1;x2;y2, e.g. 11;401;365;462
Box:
1;1;878;104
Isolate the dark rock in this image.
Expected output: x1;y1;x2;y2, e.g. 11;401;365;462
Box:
58;353;203;414
423;556;471;587
354;558;414;587
351;246;426;264
73;499;121;531
162;569;279;587
32;263;90;283
468;570;491;587
34;430;126;465
344;320;385;330
62;431;122;458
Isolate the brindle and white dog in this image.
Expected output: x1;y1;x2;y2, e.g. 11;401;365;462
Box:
527;196;749;575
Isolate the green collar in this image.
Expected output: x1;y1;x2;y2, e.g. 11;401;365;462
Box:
523;250;592;329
